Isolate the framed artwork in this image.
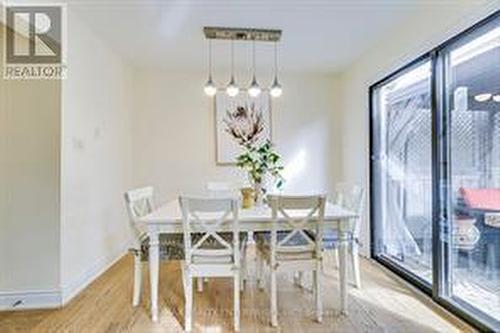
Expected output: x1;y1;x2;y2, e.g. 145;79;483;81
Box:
214;91;272;165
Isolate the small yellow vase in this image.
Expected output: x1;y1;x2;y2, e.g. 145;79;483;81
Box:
240;187;255;209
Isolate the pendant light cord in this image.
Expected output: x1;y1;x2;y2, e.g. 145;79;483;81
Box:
252;40;256;77
208;39;212;78
231;40;234;78
274;41;278;76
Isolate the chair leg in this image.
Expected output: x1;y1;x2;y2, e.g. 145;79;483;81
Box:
313;266;322;323
294;271;303;288
350;243;361;289
183;269;193;332
333;247;340;269
257;254;265;290
132;252;142;307
240;260;246;292
234;273;241;332
240;246;247;292
247;230;255;244
270;269;278;327
197;277;204;292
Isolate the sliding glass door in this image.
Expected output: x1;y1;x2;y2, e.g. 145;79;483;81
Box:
371;11;500;331
371;59;433;285
441;16;500;326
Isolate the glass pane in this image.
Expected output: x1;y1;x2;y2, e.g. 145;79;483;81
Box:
372;60;433;283
446;17;500;324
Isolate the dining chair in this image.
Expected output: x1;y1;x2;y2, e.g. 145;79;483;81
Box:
179;197;243;332
324;183;365;288
206;181;240;198
256;194;326;327
124;186;184;307
205;181;249;292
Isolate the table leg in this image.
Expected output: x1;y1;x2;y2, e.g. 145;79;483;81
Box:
149;231;160;322
339;230;349;315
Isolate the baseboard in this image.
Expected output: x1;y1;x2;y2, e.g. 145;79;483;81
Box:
0;245;128;312
0;289;61;311
60;245;128;305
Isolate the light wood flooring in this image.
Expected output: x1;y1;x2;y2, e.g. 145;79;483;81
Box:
0;246;475;333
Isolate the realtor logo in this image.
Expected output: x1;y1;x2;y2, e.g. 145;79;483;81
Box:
3;4;66;79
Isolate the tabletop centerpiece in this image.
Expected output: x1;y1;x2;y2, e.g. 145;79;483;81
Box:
224;103;284;206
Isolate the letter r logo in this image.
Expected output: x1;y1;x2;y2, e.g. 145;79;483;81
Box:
5;6;62;64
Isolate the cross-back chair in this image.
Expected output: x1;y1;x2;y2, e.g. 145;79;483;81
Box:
179;196;243;332
256;194;326;327
124;186;184;307
324;182;365;288
206;181;240;198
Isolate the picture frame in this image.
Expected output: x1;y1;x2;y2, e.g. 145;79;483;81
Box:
214;91;272;165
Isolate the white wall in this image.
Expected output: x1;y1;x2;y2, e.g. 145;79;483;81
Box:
60;9;133;303
132;69;341;203
3;0;497;310
337;0;500;255
0;23;61;309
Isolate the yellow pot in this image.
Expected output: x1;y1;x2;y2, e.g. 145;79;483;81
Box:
241;187;255;209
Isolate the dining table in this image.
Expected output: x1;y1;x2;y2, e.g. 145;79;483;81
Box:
138;199;358;322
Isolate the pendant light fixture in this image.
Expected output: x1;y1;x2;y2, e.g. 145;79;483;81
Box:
248;40;261;97
226;40;239;97
270;41;282;98
203;39;217;96
203;27;282;98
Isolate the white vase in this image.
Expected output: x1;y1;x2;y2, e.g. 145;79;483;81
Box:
254;181;264;207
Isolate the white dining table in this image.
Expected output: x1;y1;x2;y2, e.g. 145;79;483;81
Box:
139;199;358;322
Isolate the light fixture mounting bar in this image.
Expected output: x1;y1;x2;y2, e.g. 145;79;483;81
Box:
203;27;281;42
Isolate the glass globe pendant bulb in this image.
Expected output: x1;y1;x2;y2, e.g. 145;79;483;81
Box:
270;76;282;98
204;76;217;96
226;76;239;97
248;75;261;97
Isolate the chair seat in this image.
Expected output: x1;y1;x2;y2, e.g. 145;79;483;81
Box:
192;233;247;264
139;233;185;261
322;229;354;249
256;231;316;260
192;252;233;264
256;231;313;246
138;232;247;262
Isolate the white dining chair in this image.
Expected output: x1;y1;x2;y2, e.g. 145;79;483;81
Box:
256;195;326;327
206;181;240;198
324;183;365;288
205;181;249;291
124;186;184;307
179;197;243;332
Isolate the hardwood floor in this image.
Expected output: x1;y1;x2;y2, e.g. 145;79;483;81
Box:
0;246;475;333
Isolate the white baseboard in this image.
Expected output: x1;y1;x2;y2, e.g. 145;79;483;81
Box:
0;289;61;311
0;246;128;311
60;245;128;305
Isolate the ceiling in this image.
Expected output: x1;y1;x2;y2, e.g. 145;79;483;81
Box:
66;0;434;73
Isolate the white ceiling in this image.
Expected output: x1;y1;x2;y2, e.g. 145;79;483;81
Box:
68;0;428;73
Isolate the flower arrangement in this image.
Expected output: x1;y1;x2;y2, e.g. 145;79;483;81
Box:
224;103;284;204
236;140;285;189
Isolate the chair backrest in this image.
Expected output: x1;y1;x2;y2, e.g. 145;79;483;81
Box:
267;195;326;262
124;186;155;247
206;181;239;199
179;197;240;266
334;183;365;237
